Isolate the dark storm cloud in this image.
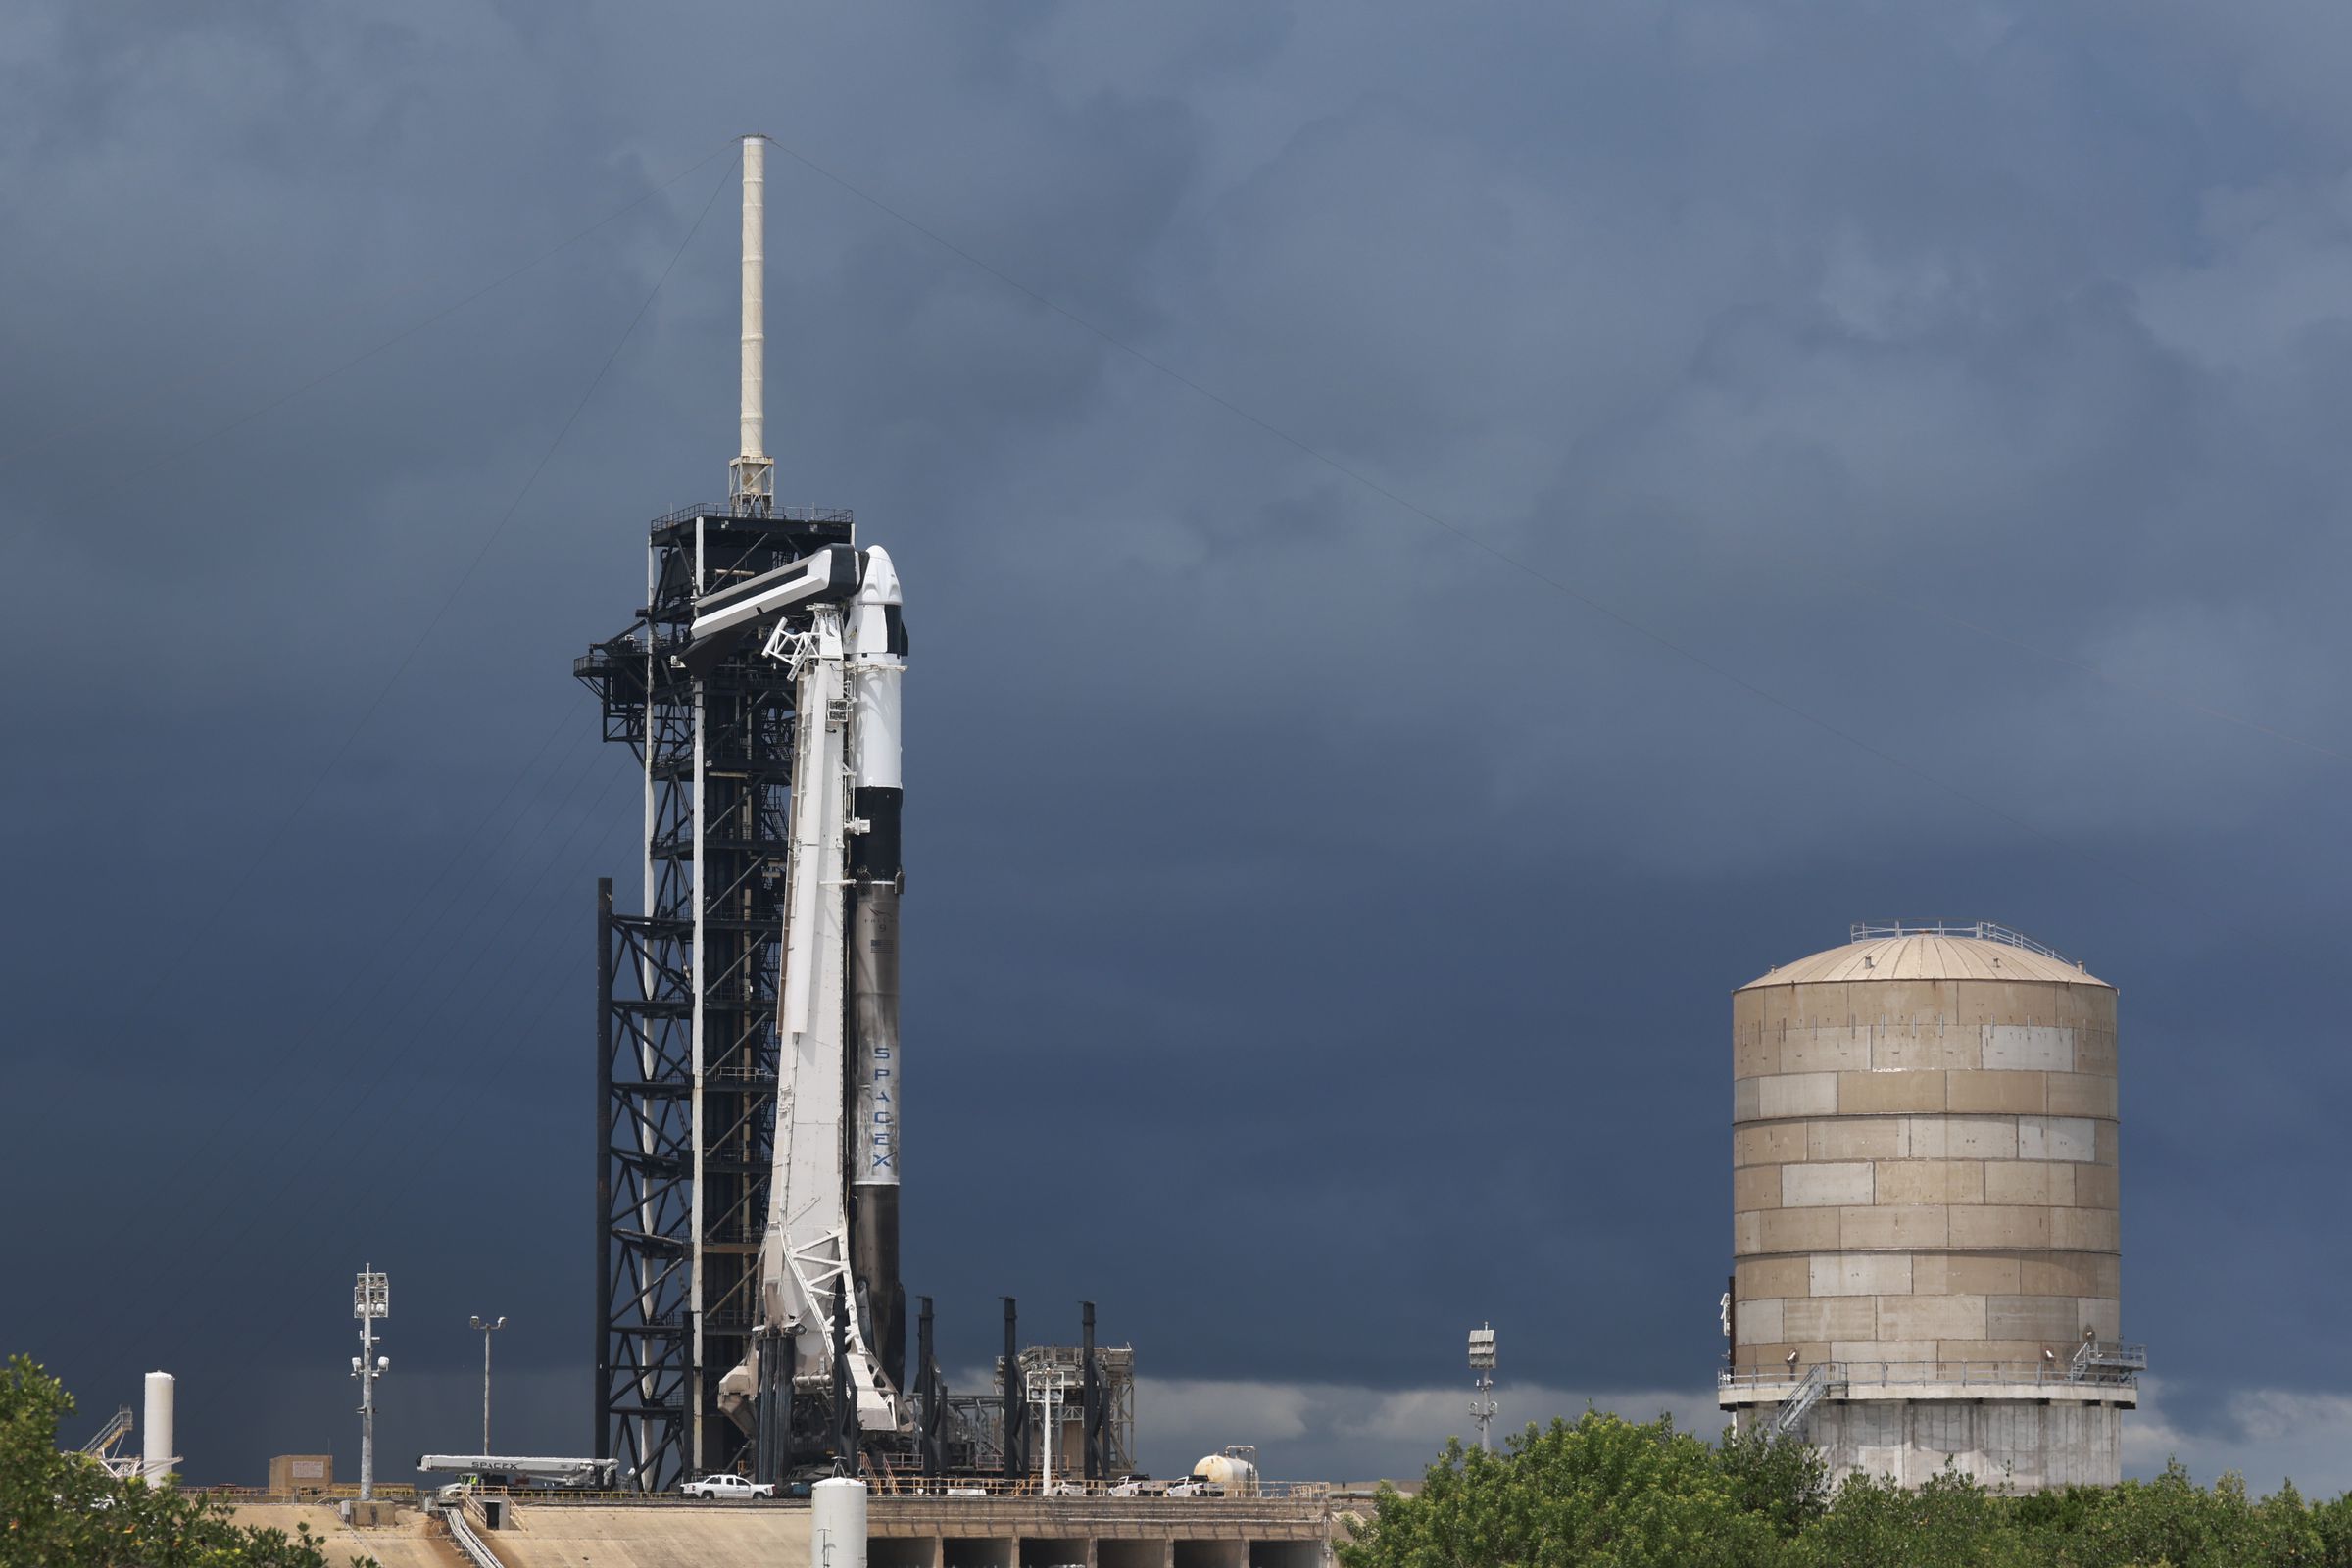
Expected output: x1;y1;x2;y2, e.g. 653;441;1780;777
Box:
6;0;2352;1489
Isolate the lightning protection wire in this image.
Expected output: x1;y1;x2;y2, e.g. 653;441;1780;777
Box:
120;712;618;1284
96;151;739;1326
191;810;639;1374
103;707;598;1245
150;759;641;1354
77;145;740;1245
0;141;732;474
762;134;2296;904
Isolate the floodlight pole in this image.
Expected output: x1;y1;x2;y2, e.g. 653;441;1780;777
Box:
1027;1367;1068;1494
471;1315;507;1452
1467;1323;1498;1455
354;1268;390;1499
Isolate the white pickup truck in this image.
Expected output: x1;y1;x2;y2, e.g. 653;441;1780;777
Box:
679;1473;774;1500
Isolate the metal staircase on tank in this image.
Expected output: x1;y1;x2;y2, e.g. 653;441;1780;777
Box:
1767;1363;1837;1441
2070;1340;2148;1380
78;1407;136;1476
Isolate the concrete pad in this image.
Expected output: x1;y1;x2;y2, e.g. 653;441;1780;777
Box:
1782;1161;1874;1207
490;1504;815;1568
227;1504;463;1568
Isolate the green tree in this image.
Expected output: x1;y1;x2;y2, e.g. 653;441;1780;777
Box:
1;1355;358;1568
1337;1411;1786;1568
1714;1423;1829;1539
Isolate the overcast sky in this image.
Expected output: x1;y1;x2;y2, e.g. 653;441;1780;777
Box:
7;0;2352;1493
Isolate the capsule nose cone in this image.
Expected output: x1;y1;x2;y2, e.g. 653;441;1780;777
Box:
857;545;902;606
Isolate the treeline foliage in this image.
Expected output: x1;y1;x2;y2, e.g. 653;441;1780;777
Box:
1337;1410;2352;1568
1;1355;359;1568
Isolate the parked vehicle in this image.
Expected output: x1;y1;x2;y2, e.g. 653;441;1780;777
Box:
679;1473;774;1500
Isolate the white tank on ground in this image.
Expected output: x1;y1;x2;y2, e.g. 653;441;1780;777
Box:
1192;1446;1260;1494
141;1371;175;1486
812;1476;868;1568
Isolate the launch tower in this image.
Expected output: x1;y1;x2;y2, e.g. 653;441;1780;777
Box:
579;135;898;1489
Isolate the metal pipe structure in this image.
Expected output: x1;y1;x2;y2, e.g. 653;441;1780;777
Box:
594;878;613;1462
1001;1298;1026;1482
471;1316;507;1453
730;135;773;513
1081;1302;1102;1482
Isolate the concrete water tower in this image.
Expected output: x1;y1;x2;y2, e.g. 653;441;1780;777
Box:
1721;923;2143;1489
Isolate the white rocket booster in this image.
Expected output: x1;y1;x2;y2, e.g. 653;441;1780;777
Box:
847;548;906;1393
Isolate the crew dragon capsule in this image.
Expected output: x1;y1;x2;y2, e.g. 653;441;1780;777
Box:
695;542;909;1451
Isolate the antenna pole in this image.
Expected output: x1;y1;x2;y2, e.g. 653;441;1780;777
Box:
730;134;774;514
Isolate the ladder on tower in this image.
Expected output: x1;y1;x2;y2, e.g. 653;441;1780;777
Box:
1767;1363;1835;1441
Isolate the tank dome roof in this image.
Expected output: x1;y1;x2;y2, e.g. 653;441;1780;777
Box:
1740;927;2109;990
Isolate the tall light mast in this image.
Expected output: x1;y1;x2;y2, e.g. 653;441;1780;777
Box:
1468;1323;1497;1454
353;1270;389;1498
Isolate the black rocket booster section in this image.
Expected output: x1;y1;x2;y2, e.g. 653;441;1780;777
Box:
847;547;907;1393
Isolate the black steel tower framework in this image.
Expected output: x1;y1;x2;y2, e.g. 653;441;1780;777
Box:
580;502;855;1490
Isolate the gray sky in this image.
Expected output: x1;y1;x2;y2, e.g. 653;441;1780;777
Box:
6;0;2352;1492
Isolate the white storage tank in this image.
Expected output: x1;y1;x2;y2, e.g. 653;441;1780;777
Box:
811;1476;868;1568
1193;1446;1260;1494
141;1372;175;1486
